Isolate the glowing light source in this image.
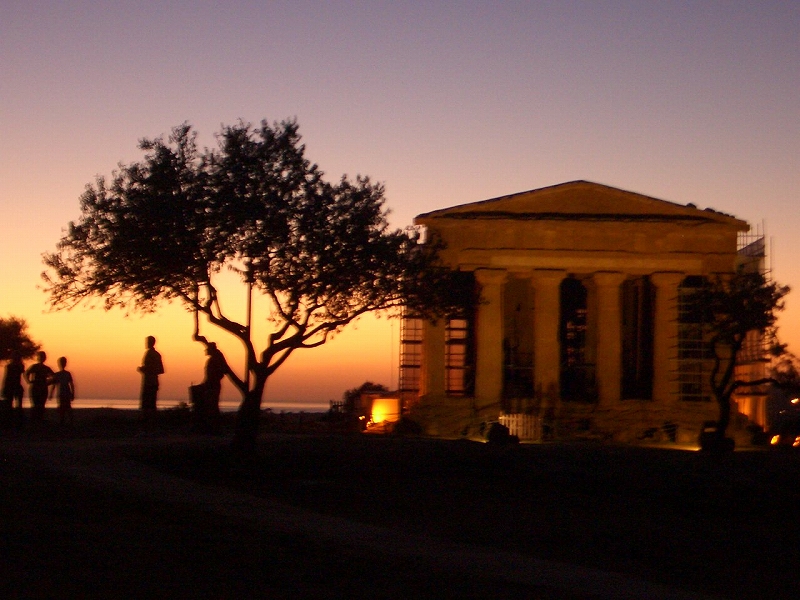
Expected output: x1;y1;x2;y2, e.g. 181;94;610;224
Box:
370;397;400;424
791;398;799;404
770;434;800;447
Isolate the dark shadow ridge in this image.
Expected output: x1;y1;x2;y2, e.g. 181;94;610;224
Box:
135;437;800;600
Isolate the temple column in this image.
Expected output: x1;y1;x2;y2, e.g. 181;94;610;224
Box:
474;269;507;404
650;272;684;405
593;272;626;405
530;270;565;403
420;319;446;399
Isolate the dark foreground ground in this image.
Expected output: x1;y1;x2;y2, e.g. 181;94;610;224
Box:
1;409;799;599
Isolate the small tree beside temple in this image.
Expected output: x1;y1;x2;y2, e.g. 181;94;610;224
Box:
688;268;789;449
42;120;462;450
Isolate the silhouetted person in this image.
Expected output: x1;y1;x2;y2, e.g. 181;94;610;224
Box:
138;336;164;423
201;342;232;433
25;351;54;422
51;356;75;427
2;351;25;427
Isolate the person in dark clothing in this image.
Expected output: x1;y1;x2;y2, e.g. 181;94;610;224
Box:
2;351;25;426
201;342;232;431
25;351;54;422
138;336;164;423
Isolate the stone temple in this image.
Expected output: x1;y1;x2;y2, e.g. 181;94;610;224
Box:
399;180;769;444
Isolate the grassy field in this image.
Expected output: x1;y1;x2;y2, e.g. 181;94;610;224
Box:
136;422;800;599
2;410;799;599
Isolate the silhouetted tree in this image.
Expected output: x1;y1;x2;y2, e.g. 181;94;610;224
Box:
42;120;464;450
771;351;800;393
0;316;40;361
344;381;389;402
688;268;789;447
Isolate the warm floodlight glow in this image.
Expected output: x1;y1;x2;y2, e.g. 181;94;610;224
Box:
791;398;799;404
770;434;800;447
370;397;400;424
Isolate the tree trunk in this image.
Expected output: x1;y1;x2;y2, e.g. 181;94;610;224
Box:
702;392;735;452
717;393;732;436
232;380;266;454
708;344;736;451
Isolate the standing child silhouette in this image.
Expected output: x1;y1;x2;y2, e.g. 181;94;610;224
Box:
51;356;75;427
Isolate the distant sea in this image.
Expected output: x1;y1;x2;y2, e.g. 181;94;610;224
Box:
70;398;331;413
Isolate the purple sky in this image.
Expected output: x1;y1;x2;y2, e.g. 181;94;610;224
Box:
1;1;798;404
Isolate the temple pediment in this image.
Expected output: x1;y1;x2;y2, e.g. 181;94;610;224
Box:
416;180;748;227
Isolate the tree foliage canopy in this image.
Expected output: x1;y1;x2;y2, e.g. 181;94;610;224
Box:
42;119;464;421
691;269;788;350
687;268;789;434
0;316;41;361
772;351;800;387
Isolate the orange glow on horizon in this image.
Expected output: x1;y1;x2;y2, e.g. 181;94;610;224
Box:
15;285;399;404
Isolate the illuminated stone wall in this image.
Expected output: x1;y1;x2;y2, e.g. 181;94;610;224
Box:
410;181;751;443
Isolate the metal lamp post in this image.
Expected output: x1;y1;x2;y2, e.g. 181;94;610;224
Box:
244;258;253;391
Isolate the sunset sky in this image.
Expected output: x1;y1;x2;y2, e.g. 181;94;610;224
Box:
1;1;797;406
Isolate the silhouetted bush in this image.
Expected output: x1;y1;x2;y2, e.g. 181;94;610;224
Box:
485;422;519;445
747;423;770;446
161;402;193;427
392;416;423;436
699;421;735;452
321;410;364;433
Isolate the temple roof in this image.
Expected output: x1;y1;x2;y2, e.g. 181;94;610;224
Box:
415;180;748;227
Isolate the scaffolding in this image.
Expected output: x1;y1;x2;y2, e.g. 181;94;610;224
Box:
734;225;772;427
398;315;422;400
675;276;713;403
